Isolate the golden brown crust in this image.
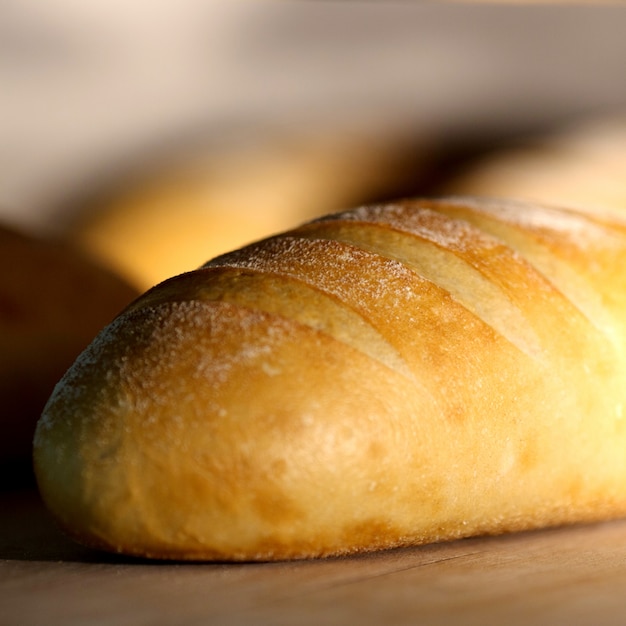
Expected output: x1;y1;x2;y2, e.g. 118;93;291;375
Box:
33;197;626;560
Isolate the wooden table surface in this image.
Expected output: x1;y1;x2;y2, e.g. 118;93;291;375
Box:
3;488;626;626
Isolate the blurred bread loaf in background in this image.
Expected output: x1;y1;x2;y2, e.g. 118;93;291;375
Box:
0;225;138;485
441;116;626;216
50;111;626;294
61;112;626;292
63;132;426;291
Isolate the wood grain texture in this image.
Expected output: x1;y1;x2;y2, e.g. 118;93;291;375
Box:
3;489;626;626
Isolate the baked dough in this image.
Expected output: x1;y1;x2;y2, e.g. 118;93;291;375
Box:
0;225;138;478
34;197;626;560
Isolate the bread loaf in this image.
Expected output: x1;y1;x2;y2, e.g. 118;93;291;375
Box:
33;196;626;560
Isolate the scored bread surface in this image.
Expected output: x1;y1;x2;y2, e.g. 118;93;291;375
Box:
34;197;626;560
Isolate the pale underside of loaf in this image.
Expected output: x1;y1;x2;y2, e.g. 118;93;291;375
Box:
33;197;626;560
